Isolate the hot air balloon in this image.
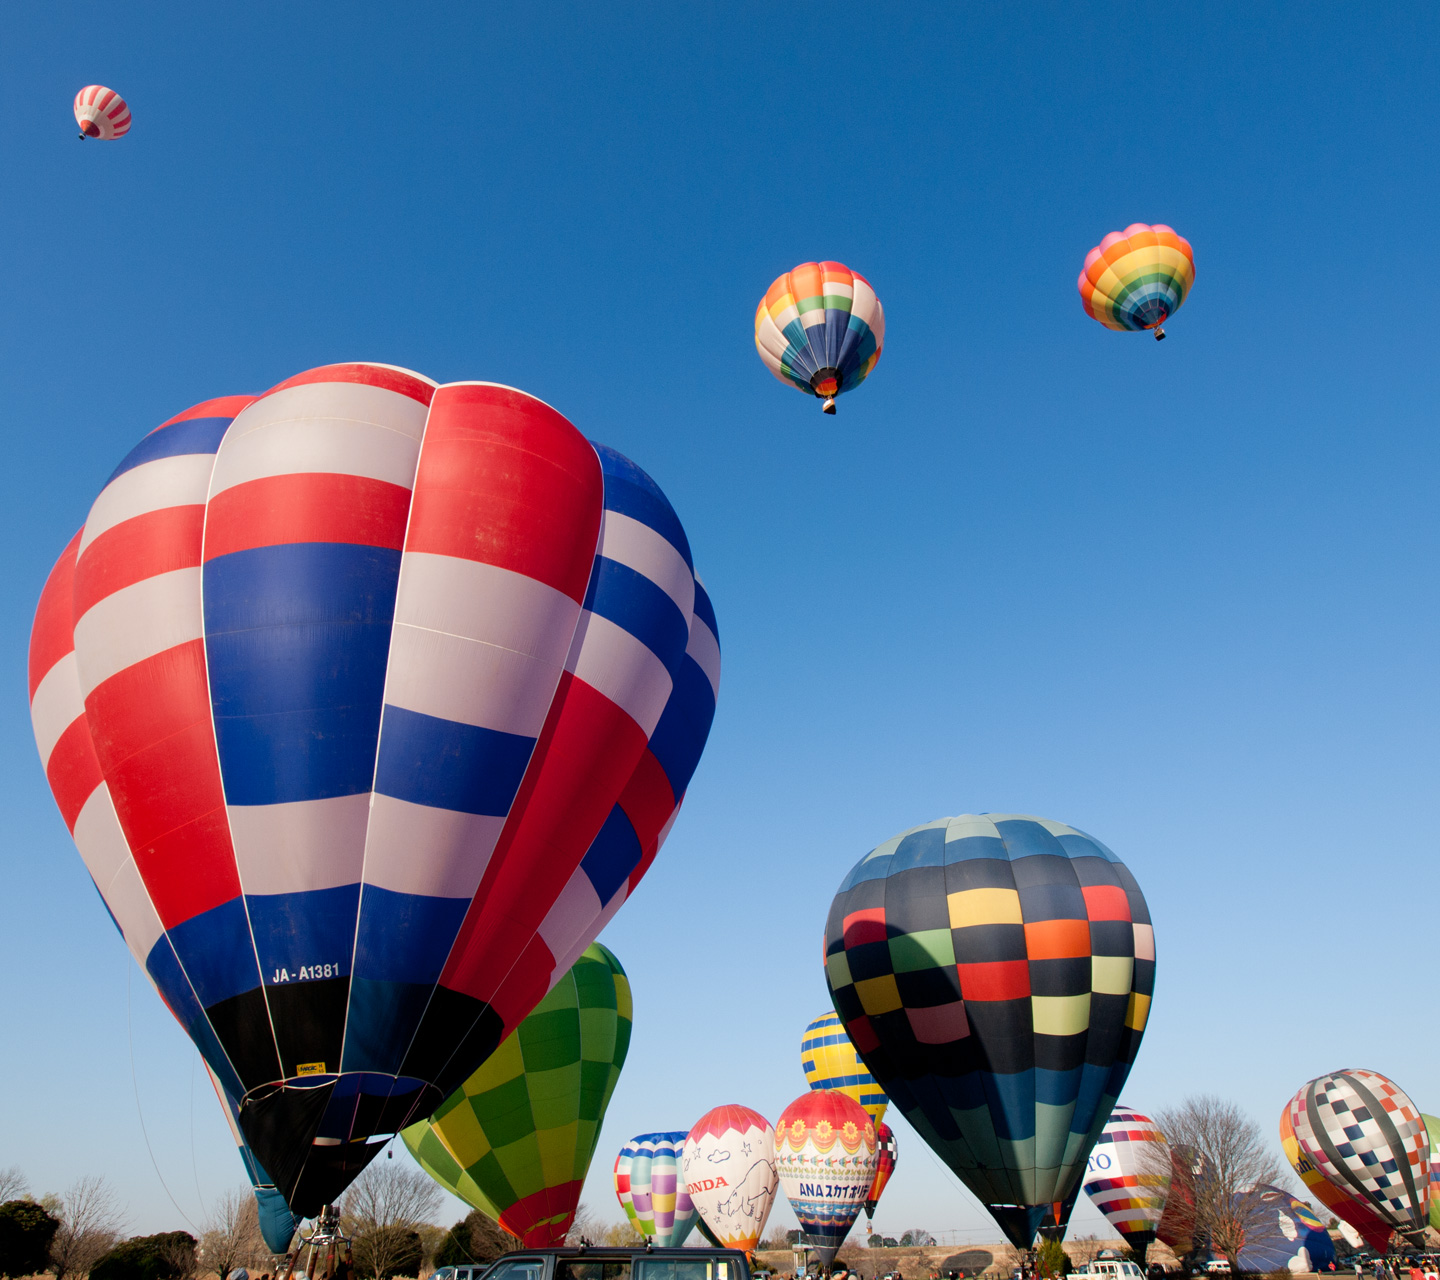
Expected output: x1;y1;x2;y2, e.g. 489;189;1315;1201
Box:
774;1091;878;1271
802;1012;888;1124
205;1066;300;1254
754;262;883;414
865;1122;896;1221
1279;1106;1392;1252
1423;1113;1440;1231
1081;1107;1170;1258
73;85;130;139
1077;225;1194;341
1284;1071;1431;1249
683;1105;778;1254
823;814;1155;1249
1231;1186;1336;1275
27;368;720;1219
614;1132;698;1247
402;942;631;1245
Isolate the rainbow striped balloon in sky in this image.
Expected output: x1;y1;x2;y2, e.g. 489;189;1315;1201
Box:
1078;223;1195;339
755;261;884;413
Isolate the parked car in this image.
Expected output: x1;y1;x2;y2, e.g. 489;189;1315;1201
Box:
463;1247;752;1280
1205;1262;1232;1275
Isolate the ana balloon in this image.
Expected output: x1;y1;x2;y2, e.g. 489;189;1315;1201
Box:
823;814;1156;1249
865;1122;897;1221
205;1065;299;1254
1082;1106;1170;1256
1284;1070;1431;1249
683;1105;778;1254
27;368;720;1217
1279;1105;1392;1252
614;1132;698;1247
774;1091;878;1271
402;942;632;1245
74;85;130;139
801;1012;888;1123
1077;224;1194;340
754;262;883;414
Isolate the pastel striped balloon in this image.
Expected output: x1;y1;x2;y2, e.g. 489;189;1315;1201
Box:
754;261;883;414
614;1132;698;1247
28;366;721;1218
1078;224;1194;339
74;85;131;139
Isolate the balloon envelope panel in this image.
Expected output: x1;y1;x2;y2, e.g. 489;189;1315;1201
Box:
614;1132;698;1247
28;369;720;1217
774;1090;877;1268
823;813;1155;1248
74;84;131;138
1082;1106;1169;1249
1077;224;1194;332
683;1105;778;1253
1285;1070;1431;1245
801;1012;888;1123
402;943;632;1246
754;262;883;402
1234;1186;1335;1275
1279;1105;1393;1252
1423;1114;1440;1230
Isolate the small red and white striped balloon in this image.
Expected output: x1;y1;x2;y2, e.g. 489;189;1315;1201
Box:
73;85;131;139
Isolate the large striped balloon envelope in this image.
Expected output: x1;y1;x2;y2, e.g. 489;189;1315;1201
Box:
73;85;131;139
754;261;884;414
824;814;1155;1250
801;1011;888;1123
1081;1106;1170;1254
614;1132;698;1247
1078;224;1194;340
28;366;720;1217
1279;1105;1393;1252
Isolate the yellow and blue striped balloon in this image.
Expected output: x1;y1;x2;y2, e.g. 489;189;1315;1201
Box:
801;1012;888;1123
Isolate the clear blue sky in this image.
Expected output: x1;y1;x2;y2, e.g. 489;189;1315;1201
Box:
2;0;1437;1245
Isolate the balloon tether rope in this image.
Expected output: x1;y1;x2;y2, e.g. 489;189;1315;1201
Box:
127;963;199;1230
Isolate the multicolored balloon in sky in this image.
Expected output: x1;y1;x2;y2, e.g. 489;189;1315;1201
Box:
74;85;130;139
28;365;720;1216
754;262;884;414
1279;1105;1393;1252
824;813;1155;1248
774;1090;878;1270
801;1011;888;1123
614;1132;697;1248
1284;1070;1432;1249
402;942;632;1245
1082;1106;1170;1255
1078;224;1194;340
683;1105;778;1254
865;1122;897;1222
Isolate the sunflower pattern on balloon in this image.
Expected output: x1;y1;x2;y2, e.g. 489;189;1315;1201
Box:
774;1091;879;1270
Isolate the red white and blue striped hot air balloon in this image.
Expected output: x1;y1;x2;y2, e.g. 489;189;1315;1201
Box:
28;366;721;1219
73;85;131;139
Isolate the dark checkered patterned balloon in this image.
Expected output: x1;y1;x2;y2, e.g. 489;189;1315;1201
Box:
823;814;1155;1249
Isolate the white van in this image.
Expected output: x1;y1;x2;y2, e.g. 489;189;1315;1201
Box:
1072;1263;1145;1280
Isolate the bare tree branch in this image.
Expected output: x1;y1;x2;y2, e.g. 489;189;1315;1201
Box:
341;1162;442;1280
49;1176;126;1280
199;1189;271;1280
0;1169;30;1203
1149;1096;1283;1276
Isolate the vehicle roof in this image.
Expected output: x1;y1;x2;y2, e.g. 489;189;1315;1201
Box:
490;1249;750;1259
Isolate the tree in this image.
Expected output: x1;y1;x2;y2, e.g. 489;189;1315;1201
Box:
1035;1238;1068;1279
598;1220;645;1247
1067;1236;1104;1269
0;1199;60;1279
432;1213;517;1270
91;1232;196;1280
1150;1096;1284;1277
0;1174;28;1204
899;1231;935;1248
198;1189;269;1280
49;1176;126;1280
341;1161;443;1280
566;1206;601;1247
